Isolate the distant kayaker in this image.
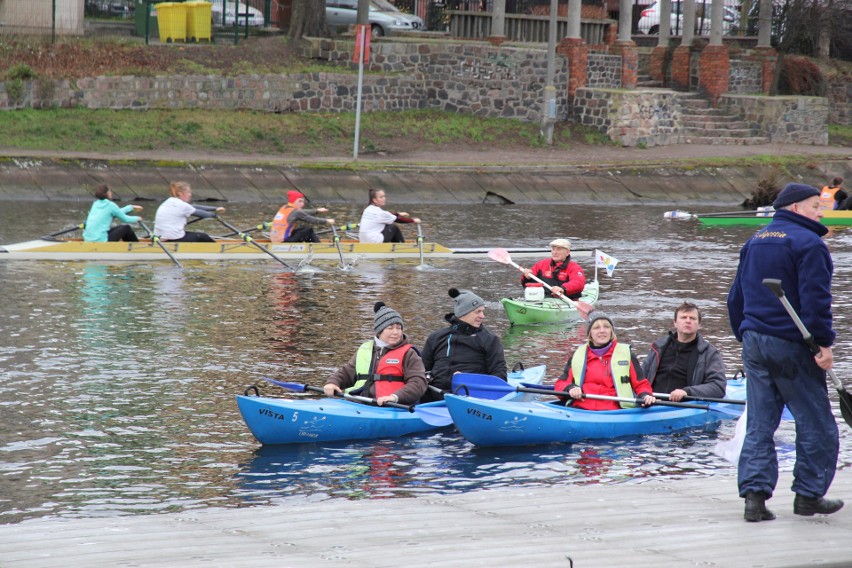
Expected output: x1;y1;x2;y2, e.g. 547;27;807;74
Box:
521;239;586;300
421;288;507;401
323;302;427;406
153;181;224;243
641;302;726;402
82;184;143;243
269;190;335;243
358;188;420;243
728;182;842;522
554;311;656;410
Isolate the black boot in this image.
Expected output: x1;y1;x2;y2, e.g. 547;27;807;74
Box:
793;494;844;516
744;492;776;522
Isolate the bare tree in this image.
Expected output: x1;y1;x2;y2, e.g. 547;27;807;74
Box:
289;0;328;41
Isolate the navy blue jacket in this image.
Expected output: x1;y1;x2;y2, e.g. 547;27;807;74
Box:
727;209;835;347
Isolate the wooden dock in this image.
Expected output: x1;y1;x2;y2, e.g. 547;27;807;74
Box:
1;470;851;567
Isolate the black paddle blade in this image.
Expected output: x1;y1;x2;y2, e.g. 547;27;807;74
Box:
838;388;852;427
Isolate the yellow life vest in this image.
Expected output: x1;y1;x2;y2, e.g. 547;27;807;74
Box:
570;342;636;408
348;341;375;393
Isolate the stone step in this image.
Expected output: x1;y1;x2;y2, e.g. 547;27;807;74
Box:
684;135;772;145
680;107;731;118
682;120;750;130
684;126;756;137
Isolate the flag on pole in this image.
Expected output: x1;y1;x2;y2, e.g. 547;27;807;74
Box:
595;250;619;277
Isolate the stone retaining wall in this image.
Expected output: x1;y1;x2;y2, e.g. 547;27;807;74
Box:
719;94;830;145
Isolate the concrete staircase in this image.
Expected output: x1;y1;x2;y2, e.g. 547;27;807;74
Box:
679;93;770;145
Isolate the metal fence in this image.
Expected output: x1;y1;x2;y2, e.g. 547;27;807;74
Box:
0;0;279;43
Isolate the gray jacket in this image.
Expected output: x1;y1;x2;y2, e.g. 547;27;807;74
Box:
642;332;727;399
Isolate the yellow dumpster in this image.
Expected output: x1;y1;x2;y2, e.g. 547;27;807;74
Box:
185;2;212;43
156;2;187;43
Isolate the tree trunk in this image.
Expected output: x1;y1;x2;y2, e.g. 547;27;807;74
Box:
289;0;328;41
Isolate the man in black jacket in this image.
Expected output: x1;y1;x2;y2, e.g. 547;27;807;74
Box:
642;302;726;401
421;288;507;400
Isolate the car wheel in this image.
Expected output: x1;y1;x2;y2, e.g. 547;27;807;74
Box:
370;24;384;38
648;25;659;35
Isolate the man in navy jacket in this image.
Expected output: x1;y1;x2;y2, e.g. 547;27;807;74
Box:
728;182;843;522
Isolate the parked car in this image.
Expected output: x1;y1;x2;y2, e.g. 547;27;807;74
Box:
638;1;739;35
211;1;265;27
325;0;425;37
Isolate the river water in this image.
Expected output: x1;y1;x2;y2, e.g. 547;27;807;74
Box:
1;200;851;524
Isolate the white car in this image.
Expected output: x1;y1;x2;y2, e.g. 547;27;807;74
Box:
638;1;739;35
211;1;265;27
325;0;425;37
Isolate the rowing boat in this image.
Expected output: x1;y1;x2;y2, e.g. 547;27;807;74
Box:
236;364;546;445
0;237;593;262
698;210;852;227
500;280;600;325
444;378;746;447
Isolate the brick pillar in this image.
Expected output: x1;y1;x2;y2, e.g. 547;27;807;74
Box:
698;44;730;106
557;37;588;99
610;41;638;90
671;45;691;91
649;45;669;85
751;46;778;94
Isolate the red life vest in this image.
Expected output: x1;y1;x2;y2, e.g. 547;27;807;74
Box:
373;343;413;398
270;204;296;243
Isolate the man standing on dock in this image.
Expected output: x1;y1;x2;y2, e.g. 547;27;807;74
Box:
727;182;843;522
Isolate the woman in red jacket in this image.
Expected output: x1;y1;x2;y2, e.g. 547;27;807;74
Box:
554;312;656;410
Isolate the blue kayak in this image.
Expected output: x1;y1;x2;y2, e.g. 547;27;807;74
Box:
237;364;546;445
445;379;747;448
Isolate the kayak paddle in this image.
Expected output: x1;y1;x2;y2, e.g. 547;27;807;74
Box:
451;372;710;409
510;381;747;405
262;377;453;427
487;248;593;319
762;278;852;428
663;207;774;220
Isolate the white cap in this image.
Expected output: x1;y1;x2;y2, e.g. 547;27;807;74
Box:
549;238;571;250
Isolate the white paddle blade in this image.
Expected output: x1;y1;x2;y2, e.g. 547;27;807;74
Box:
663;210;696;220
487;248;511;264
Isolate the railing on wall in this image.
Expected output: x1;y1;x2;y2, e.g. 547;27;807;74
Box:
447;11;613;45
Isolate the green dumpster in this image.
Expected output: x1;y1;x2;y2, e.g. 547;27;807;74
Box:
134;0;158;37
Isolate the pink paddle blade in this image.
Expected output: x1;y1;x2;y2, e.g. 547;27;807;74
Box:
487;248;511;264
575;300;594;320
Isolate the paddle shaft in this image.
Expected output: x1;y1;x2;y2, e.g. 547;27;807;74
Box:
215;217;294;270
138;221;183;268
653;392;746;405
44;223;85;239
330;225;348;270
498;254;579;309
265;378;415;412
459;382;709;410
762;279;852;427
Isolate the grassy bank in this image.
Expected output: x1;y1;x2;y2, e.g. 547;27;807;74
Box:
0;108;592;156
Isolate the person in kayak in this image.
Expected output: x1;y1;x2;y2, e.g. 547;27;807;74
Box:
153;181;224;243
269;190;335;243
641;302;726;402
82;184;143;242
521;238;586;300
323;302;427;406
358;188;420;243
421;288;507;401
554;311;656;410
728;182;842;522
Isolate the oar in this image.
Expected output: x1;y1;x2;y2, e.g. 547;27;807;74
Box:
762;278;852;427
42;223;85;239
215;217;294;270
138;220;182;268
663;207;774;220
415;223;427;269
316;222;358;237
262;377;452;427
217;221;270;238
451;373;709;409
330;225;350;271
487;248;593;319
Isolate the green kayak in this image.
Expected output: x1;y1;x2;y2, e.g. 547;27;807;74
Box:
500;280;600;326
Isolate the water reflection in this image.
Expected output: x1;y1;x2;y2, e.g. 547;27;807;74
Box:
0;201;850;524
